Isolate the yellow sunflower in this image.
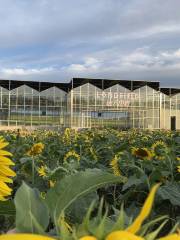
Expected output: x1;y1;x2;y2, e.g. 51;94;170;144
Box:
38;165;47;177
152;141;168;160
79;237;97;240
27;142;45;156
106;231;144;240
159;233;180;240
0;136;16;201
0;234;55;240
110;152;123;176
63;150;80;163
63;128;71;144
132;147;154;160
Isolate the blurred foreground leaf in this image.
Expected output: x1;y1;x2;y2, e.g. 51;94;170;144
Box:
46;169;127;223
14;182;49;234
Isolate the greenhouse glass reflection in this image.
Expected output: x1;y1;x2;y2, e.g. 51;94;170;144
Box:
0;78;179;130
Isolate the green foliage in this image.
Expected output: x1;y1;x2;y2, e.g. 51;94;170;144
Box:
0;128;180;236
14;182;49;234
159;182;180;206
46;169;126;224
0;201;15;216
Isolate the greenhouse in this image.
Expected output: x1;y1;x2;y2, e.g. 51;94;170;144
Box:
0;78;179;130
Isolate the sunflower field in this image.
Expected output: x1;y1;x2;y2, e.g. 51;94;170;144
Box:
0;128;180;240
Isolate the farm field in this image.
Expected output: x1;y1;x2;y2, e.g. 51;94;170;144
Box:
0;128;180;239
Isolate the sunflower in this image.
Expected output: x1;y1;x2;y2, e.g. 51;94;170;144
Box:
142;136;149;142
106;231;143;240
0;136;16;201
62;128;71;144
109;152;122;176
63;150;80;163
159;233;180;240
132;147;154;160
38;165;47;177
152;141;168;160
0;234;55;240
80;237;97;240
27;142;45;156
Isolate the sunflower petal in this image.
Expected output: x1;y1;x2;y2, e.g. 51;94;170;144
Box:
106;231;144;240
0;165;16;177
0;156;15;165
0;181;12;196
0;195;7;201
79;236;97;240
0;175;13;183
0;150;13;156
0;142;9;149
127;183;160;234
159;234;180;240
0;234;56;240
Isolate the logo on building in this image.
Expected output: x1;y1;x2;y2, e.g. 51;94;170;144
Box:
96;92;139;107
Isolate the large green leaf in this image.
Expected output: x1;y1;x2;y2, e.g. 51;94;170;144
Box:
46;169;126;222
158;182;180;206
67;192;98;223
14;182;49;233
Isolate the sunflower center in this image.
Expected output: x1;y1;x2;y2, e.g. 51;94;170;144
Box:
136;149;149;157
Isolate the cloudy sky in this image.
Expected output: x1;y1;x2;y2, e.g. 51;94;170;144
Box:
0;0;180;87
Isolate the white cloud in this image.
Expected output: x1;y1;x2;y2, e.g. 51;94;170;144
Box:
106;24;180;42
0;67;55;80
61;47;180;86
1;47;180;86
67;64;86;72
66;57;100;72
0;67;55;77
161;48;180;59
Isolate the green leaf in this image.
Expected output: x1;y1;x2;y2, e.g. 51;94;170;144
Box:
122;175;146;191
145;220;168;240
111;204;125;231
67;192;98;223
14;182;49;233
0;201;15;216
46;169;126;223
158;182;180;206
139;215;168;236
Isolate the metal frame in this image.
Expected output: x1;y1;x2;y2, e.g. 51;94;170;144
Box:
0;78;179;129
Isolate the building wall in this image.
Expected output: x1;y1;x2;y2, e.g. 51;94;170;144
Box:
0;85;67;127
0;80;179;130
69;83;160;129
160;93;180;130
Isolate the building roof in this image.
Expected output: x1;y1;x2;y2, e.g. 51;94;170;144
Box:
72;78;160;91
0;78;179;95
160;88;180;96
